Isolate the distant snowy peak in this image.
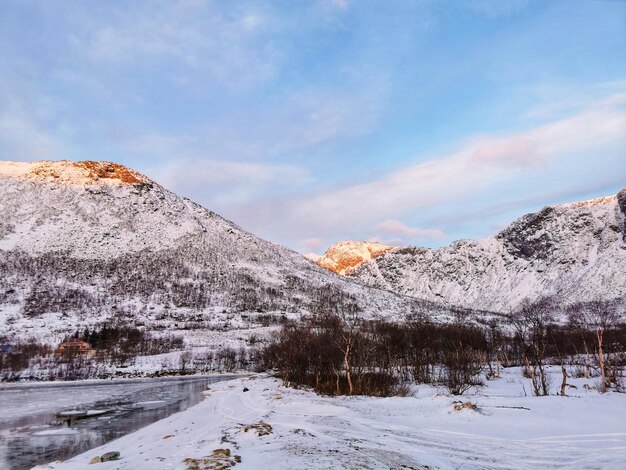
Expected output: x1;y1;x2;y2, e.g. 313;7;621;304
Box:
495;192;623;261
0;160;154;187
0;160;242;259
316;241;394;275
556;194;618;208
346;189;626;311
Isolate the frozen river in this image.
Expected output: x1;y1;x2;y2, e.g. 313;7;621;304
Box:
0;375;237;470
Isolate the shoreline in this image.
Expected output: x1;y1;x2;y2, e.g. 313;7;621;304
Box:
0;373;246;391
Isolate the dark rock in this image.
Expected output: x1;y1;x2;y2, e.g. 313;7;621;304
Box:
101;451;120;462
618;188;626;241
496;207;556;260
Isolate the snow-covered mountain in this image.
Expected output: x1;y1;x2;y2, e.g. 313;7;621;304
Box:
0;160;443;341
315;241;393;275
4;160;617;342
346;190;626;312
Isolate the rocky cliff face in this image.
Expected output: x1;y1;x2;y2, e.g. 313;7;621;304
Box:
316;241;393;275
0;160;443;341
348;191;626;312
618;188;626;241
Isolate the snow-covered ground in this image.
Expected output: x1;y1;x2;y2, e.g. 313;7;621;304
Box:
36;367;626;469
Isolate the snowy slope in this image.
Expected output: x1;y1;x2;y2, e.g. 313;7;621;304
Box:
0;160;449;341
351;190;626;311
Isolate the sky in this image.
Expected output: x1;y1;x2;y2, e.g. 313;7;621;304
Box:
1;0;625;255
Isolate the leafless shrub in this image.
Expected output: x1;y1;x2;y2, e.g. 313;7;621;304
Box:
443;346;484;395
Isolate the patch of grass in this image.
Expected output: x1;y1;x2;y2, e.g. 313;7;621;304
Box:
183;448;241;469
452;401;480;412
242;421;273;437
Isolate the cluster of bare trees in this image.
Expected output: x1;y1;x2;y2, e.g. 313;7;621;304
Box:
0;341;51;380
567;300;622;393
0;322;256;381
179;347;250;374
78;325;184;358
259;311;489;396
509;298;625;396
261;298;625;397
0;340;105;381
0;325;185;381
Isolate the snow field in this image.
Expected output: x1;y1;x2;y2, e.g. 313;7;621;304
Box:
38;366;626;469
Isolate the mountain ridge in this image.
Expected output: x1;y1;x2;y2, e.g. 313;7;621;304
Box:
0;160;457;343
331;189;626;311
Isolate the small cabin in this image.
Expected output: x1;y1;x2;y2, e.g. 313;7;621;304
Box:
56;338;94;355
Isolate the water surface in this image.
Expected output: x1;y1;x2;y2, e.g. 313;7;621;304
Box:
0;375;236;470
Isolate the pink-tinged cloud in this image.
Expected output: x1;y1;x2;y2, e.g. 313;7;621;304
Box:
294;93;626;229
375;220;444;240
301;237;325;251
472;138;538;167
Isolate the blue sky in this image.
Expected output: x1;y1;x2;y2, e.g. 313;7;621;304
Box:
1;0;625;254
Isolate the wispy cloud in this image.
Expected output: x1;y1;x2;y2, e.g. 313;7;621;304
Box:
522;80;626;120
375;220;444;241
465;0;529;17
292;93;626;231
79;1;278;89
0;78;64;160
0;111;61;160
301;237;325;252
151;158;310;205
329;0;349;10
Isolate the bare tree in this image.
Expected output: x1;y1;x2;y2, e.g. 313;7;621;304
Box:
485;320;503;379
514;298;554;396
179;350;193;374
569;301;620;393
333;308;361;396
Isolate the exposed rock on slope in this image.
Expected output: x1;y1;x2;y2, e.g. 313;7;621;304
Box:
618;188;626;241
0;160;152;187
316;241;393;275
346;191;626;312
0;160;444;340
